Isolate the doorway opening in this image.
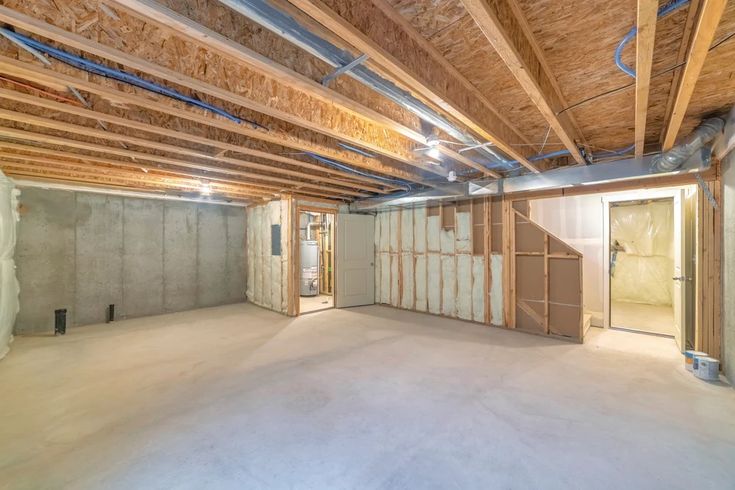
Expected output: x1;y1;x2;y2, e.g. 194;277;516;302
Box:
608;198;676;336
298;209;335;314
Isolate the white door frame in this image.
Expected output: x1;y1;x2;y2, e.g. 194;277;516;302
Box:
602;188;682;330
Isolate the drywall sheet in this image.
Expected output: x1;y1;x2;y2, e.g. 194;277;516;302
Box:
441;255;456;317
472;257;484;322
427;215;440;252
456;212;472;253
401;253;414;310
491;254;504;326
456;255;472;320
415;255;427;312
427;253;441;314
414;207;427;253
401;208;413;251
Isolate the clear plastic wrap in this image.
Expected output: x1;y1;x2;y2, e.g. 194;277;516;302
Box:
0;171;19;360
610;200;674;306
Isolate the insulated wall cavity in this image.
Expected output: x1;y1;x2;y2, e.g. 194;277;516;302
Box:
373;205;486;324
0;171;18;359
246;200;289;314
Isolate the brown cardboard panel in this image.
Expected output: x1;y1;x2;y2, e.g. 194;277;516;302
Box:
491;199;503;224
427;204;440;217
549;258;581;305
513;200;530;215
457;201;471;214
491;223;503;253
516;255;544;300
549;303;582;339
516;302;545;333
515;219;545;253
472;199;484;225
441;202;456;228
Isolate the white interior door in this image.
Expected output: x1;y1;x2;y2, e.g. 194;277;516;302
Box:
335;213;375;308
672;190;685;350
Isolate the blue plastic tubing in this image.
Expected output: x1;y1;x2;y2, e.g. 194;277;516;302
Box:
615;0;690;77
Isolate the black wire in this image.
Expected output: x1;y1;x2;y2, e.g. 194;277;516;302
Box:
556;30;735;116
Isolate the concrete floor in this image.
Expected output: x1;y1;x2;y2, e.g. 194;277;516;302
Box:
611;301;676;336
1;304;734;489
300;293;333;313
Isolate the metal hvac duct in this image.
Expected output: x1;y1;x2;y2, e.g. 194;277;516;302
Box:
350;135;715;211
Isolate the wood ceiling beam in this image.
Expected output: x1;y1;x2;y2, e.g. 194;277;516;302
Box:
287;0;539;172
661;0;727;149
0;164;256;203
459;0;586;165
0;6;439;177
0;126;360;200
0;55;422;186
0;108;371;197
0;87;390;194
0;143;278;197
634;0;660;158
111;0;499;179
0;156;267;200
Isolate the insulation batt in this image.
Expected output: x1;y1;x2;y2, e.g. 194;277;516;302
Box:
0;171;19;360
610;200;674;306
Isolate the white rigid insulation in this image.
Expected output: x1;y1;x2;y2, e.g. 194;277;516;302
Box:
0;171;19;360
373;207;489;325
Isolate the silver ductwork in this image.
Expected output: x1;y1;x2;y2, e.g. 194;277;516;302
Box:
650;117;724;172
351;126;716;211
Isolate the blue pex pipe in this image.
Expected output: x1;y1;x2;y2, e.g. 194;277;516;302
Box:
3;29;265;129
614;0;690;78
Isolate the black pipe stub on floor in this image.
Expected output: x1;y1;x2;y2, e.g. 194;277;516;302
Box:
54;309;67;336
107;304;115;323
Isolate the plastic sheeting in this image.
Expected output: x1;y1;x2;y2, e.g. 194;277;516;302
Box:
610;200;674;306
0;171;19;359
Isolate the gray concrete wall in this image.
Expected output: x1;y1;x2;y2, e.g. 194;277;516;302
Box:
14;188;246;334
723;152;734;384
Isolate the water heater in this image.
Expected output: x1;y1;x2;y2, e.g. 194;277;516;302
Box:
300;240;319;296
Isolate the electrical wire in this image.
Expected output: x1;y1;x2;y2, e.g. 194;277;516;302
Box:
558;29;735;116
0;28;267;130
614;0;690;78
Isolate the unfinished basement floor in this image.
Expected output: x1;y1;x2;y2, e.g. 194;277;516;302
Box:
1;304;734;489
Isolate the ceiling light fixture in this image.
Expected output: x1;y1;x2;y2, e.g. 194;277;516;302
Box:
199;181;212;195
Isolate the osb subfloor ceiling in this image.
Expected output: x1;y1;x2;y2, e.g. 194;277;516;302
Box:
0;0;733;204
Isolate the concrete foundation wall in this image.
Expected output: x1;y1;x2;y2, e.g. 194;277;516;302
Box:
723;152;735;384
375;207;485;323
14;188;246;334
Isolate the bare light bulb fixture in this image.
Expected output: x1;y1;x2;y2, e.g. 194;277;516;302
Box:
199;181;212;195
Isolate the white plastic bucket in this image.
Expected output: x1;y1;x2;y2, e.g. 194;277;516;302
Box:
684;350;707;371
694;356;720;381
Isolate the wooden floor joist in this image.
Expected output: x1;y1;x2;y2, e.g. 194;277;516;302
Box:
0;108;373;197
662;0;728;149
0;6;438;172
287;0;540;172
634;0;660;158
0;56;425;186
460;0;586;165
0;126;361;200
0;88;391;194
0;145;279;197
